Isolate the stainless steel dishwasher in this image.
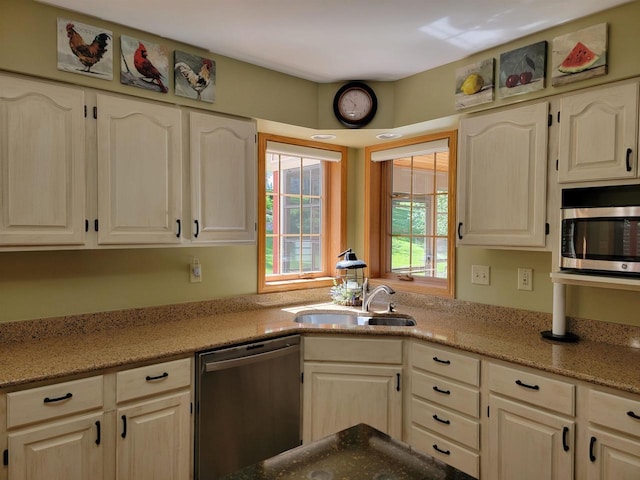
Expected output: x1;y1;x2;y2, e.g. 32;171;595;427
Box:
195;335;301;480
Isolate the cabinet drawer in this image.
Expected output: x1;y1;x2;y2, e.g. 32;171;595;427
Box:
412;370;479;418
411;397;479;449
589;389;640;438
412;342;480;386
410;425;479;478
7;376;103;428
488;363;575;416
304;336;403;364
116;358;191;403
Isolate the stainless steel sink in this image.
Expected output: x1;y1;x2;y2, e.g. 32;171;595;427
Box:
293;312;415;327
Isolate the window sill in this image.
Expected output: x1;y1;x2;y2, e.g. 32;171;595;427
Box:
259;277;335;294
370;276;454;299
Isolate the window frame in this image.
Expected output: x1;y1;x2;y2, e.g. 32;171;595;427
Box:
364;130;457;298
258;133;347;293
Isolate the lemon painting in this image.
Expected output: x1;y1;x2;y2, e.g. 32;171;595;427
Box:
455;58;494;110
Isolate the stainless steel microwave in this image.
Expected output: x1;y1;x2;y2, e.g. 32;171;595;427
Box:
561;206;640;275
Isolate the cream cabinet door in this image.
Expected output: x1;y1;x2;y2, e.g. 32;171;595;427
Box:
0;74;86;246
586;427;640;480
457;102;549;247
488;394;574;480
189;112;256;243
558;82;638;183
7;412;104;480
116;391;191;480
302;362;402;443
96;94;182;244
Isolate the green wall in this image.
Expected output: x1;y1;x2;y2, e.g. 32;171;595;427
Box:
1;0;640;325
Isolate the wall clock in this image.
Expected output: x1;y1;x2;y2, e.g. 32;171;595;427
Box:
333;81;377;128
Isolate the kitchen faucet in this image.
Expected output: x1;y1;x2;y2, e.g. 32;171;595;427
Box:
361;278;395;312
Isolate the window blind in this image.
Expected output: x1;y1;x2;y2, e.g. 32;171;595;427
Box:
266;141;341;162
370;138;449;162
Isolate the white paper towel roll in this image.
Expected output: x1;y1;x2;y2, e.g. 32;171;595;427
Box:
552;282;566;336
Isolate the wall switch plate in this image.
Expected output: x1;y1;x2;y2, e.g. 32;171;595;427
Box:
190;259;202;283
471;265;490;285
518;267;533;291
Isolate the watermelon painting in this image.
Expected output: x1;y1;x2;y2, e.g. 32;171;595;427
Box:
552;23;607;86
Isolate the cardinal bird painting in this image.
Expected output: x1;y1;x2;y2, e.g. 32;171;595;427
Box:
57;18;113;79
120;35;169;94
174;51;216;103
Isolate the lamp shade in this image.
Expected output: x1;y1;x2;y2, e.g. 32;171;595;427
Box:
336;249;367;270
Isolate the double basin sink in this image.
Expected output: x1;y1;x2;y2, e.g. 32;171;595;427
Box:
293;311;416;327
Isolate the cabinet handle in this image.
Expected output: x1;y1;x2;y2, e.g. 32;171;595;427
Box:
562;426;569;452
432;386;451;395
176;219;181;238
626;148;633;172
121;415;127;439
146;372;169;382
433;356;451;365
433;444;450;455
396;373;401;392
457;222;463;240
627;410;640;420
95;421;101;445
589;436;597;462
515;379;540;390
194;219;200;238
433;414;451;425
43;392;73;403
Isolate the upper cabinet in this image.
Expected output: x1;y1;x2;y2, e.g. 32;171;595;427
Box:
189;112;256;244
557;81;639;183
96;94;183;245
0;73;257;250
0;75;86;246
457;102;549;248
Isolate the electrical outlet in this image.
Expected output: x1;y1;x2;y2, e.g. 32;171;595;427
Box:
471;265;490;285
190;258;202;283
518;267;533;291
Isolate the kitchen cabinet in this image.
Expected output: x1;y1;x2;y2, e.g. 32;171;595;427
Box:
5;376;105;480
408;341;481;479
584;388;640;479
96;94;183;245
115;358;192;480
457;101;549;248
302;335;403;443
557;81;639;183
0;74;86;246
189;111;256;244
487;362;575;480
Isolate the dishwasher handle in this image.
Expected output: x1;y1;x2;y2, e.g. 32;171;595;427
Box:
203;343;300;372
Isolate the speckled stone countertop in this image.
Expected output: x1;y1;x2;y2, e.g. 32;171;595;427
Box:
0;288;639;395
221;423;474;480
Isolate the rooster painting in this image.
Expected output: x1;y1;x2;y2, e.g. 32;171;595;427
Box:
174;51;216;102
57;18;113;79
120;35;169;94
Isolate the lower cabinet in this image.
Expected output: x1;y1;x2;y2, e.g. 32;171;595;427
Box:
302;335;403;443
486;362;576;480
1;357;192;480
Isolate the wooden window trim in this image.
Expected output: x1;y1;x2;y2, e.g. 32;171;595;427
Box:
364;130;457;298
258;133;347;293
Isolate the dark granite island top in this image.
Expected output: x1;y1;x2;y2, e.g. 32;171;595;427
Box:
221;424;475;480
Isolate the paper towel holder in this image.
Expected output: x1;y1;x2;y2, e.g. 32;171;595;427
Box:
541;282;579;342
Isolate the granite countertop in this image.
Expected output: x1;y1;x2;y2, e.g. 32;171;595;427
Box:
0;289;639;395
221;423;475;480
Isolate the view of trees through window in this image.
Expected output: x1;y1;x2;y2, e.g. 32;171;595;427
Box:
389;153;449;278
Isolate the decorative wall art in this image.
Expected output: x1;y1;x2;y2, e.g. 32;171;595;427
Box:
552;23;608;87
120;35;169;93
174;51;216;103
455;58;494;110
57;18;113;79
499;41;547;98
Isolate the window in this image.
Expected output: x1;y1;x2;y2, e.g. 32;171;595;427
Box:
258;133;347;293
364;131;457;297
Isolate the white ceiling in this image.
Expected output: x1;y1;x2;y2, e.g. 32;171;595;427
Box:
40;0;631;83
